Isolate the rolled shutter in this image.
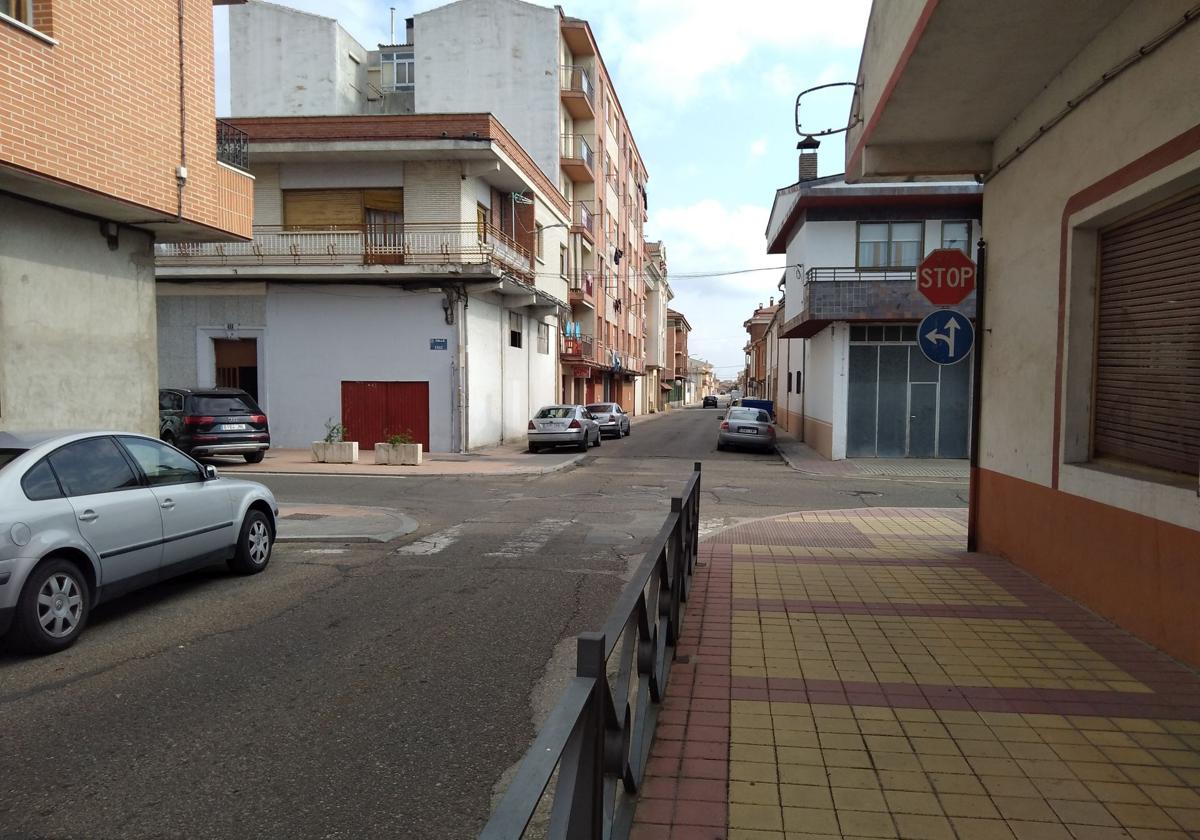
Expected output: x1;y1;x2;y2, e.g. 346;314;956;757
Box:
1094;189;1200;475
282;190;363;229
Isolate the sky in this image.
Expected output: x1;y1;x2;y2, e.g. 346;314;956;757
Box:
213;0;872;380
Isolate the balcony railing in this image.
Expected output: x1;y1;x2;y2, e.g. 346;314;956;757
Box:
559;64;595;104
570;269;596;298
155;222;533;278
572;202;595;237
215;120;249;171
561;133;595;171
561;334;599;362
784;265;975;338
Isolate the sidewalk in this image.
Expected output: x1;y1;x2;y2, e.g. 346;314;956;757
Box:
632;507;1200;840
775;436;969;481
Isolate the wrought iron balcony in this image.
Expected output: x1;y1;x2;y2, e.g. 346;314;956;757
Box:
560;134;595;182
561;334;599;362
781;265;977;339
571;201;596;241
215;120;249;171
155;222;533;278
559;65;595;119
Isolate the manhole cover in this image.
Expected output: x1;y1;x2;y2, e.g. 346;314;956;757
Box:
283;513;328;521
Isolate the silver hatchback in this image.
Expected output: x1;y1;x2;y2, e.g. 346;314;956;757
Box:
0;430;279;654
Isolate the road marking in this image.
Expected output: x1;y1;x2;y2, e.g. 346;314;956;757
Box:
484;518;573;559
395;524;465;555
302;548;349;555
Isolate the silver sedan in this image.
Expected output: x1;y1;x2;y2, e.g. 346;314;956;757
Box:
527;405;601;453
716;407;777;451
0;430;279;654
586;403;631;439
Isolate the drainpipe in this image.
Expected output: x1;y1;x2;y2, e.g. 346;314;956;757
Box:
458;288;470;453
175;0;188;221
967;238;987;553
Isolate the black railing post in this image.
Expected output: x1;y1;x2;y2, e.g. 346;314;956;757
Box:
574;632;607;840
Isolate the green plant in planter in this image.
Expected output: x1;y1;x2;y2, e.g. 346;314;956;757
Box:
387;429;417;446
323;419;347;444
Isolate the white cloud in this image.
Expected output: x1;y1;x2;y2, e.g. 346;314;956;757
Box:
749;138;768;158
575;0;871;106
763;63;798;98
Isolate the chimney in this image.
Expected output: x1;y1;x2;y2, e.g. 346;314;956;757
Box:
797;135;820;182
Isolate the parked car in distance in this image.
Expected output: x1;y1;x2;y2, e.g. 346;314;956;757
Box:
716;392;733;409
702;395;719;408
160;387;270;463
717;407;777;452
586;403;630;438
0;430;278;654
527;405;601;453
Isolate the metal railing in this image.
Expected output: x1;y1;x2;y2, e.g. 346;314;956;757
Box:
561;134;595;172
481;464;702;840
570;270;596;298
559;64;595;105
572;202;595;236
805;266;916;283
155;222;533;278
561;334;598;362
215;120;249;171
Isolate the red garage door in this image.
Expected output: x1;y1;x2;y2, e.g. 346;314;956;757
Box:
341;381;430;449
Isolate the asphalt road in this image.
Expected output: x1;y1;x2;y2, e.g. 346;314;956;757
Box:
0;409;966;840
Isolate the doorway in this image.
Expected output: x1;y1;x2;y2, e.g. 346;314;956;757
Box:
213;338;259;401
340;380;430;449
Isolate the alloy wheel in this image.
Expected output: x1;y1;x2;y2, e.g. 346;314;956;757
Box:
248;519;271;565
37;573;83;638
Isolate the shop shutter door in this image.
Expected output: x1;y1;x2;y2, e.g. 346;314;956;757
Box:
282;189;363;229
1094;190;1200;475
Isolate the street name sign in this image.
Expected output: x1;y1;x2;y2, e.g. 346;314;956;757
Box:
918;310;974;365
917;248;976;306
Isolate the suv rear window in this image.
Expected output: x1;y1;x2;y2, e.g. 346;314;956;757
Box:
187;394;260;415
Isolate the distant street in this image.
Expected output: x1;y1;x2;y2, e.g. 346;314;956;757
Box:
0;409;966;840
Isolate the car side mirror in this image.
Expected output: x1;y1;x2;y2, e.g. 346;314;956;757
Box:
204;465;218;480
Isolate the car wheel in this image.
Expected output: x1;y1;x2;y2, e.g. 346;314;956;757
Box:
229;509;273;575
623;423;630;437
161;431;176;447
594;430;602;448
576;435;588;453
528;443;540;454
10;558;90;654
243;451;265;464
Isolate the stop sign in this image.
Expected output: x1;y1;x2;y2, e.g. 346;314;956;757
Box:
917;248;977;306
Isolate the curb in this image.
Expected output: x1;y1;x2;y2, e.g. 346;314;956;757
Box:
236;452;589;480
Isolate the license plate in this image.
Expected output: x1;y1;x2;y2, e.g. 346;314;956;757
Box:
545;422;564;430
219;423;249;431
738;427;758;434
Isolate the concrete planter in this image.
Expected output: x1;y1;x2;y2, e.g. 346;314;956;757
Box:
374;443;423;465
311;441;359;463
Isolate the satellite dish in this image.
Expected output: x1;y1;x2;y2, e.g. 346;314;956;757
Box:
794;81;862;139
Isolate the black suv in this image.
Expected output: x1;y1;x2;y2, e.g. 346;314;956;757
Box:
159;388;271;463
702;395;719;408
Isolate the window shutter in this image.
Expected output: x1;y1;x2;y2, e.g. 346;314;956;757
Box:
283;190;364;229
1093;189;1200;475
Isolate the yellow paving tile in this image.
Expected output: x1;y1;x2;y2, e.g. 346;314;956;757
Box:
730;780;781;806
731;803;785;832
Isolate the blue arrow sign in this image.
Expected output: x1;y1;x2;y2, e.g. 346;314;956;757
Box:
917;310;974;365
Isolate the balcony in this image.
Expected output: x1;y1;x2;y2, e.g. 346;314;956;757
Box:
569;270;596;308
571;201;596;243
215;120;249;172
781;266;977;339
561;334;601;364
559;65;596;119
155;222;533;279
560;134;595;182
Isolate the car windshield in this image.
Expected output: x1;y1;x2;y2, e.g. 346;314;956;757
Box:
586;404;614;413
728;409;770;423
535;407;575;419
0;448;27;471
188;394;259;415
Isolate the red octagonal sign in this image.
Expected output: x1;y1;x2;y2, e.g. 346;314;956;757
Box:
917;248;977;306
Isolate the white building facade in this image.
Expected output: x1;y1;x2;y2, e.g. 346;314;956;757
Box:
766;170;982;460
155;114;569;452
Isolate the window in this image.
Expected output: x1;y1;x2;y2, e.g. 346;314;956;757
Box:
48;438;140;497
942;221;972;254
509;311;523;349
380;51;415;91
857;222;924;268
787;372;793;393
535;223;545;262
477;204;489;242
119;437;202;487
1;0;31;25
559;244;569;278
795;370;802;393
21;459;62;501
159;391;183;412
537;322;550;354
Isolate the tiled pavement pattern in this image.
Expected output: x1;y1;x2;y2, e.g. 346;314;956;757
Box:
630;508;1200;840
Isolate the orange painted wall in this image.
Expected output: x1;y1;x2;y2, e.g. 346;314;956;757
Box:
977;469;1200;668
804;417;834;460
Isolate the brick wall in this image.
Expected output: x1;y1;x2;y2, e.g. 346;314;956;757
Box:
0;0;240;235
